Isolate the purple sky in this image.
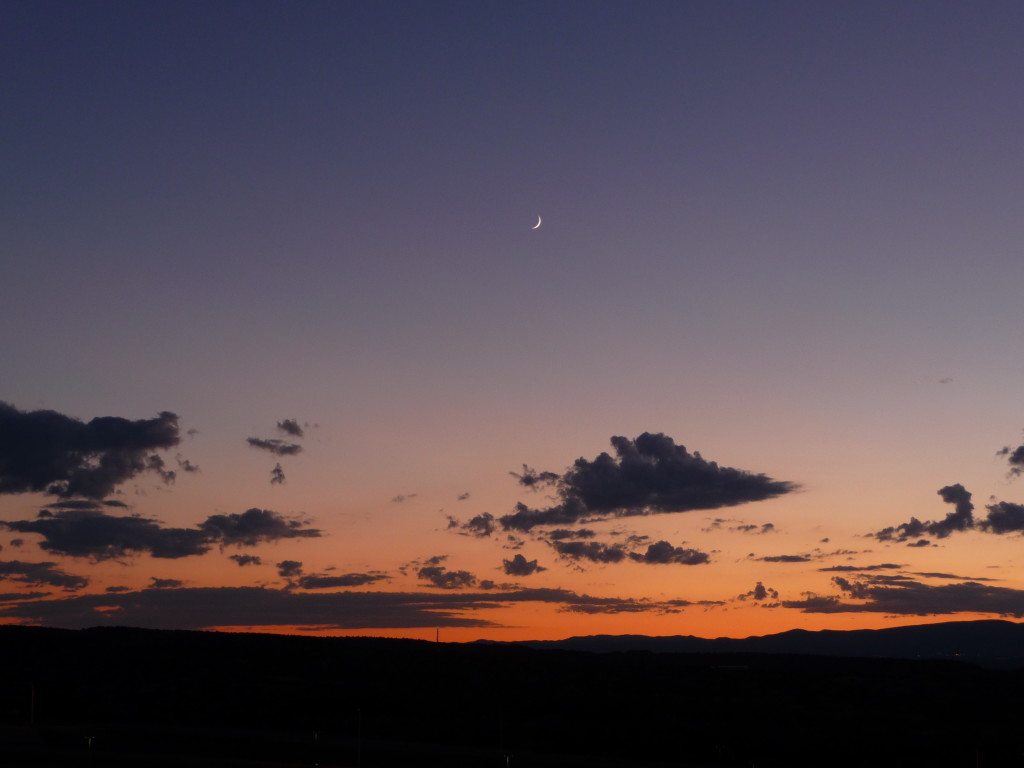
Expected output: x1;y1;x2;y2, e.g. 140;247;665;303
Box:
2;1;1024;639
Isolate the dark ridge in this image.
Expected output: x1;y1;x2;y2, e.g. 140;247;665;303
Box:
0;621;1023;766
510;618;1024;667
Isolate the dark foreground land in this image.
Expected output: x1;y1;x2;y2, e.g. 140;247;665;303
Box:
1;624;1023;767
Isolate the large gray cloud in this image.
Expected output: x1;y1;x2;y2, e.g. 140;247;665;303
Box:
0;401;180;498
2;507;320;560
479;433;795;534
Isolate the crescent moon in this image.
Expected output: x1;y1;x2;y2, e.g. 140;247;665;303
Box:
532;215;542;230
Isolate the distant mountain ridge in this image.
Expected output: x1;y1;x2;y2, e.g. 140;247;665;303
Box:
509;619;1024;668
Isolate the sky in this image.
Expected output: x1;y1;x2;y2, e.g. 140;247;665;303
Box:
2;0;1024;642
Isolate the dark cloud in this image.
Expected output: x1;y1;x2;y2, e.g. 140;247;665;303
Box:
628;541;710;565
907;539;932;547
495;433;796;533
738;582;779;602
784;574;1024;617
0;586;704;630
447;512;496;538
734;523;776;534
0;559;88;590
105;586;130;593
391;494;417;503
457;492;470;501
997;442;1024;478
150;577;184;589
8;539;23;548
277;560;303;578
229;554;262;567
979;501;1024;534
759;554;811;563
3;506;320;561
270;464;286;485
145;454;176;485
198;508;321;546
3;510;210;560
912;571;999;582
177;456;200;473
246;438;302;457
276;419;305;438
297;572;389;589
510;464;560;490
502;554;545;576
417;565;477;590
545;528;596;541
872;484;975;542
818;563;903;572
0;401;180;498
551;540;628;563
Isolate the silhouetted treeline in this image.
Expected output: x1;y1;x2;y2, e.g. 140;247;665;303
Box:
1;624;1023;767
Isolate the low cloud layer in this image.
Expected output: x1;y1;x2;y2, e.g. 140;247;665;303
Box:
0;586;712;630
2;508;320;560
0;401;180;498
785;574;1024;616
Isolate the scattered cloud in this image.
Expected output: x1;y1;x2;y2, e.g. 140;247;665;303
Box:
296;572;390;589
0;401;180;498
392;494;418;503
628;541;710;565
818;563;903;572
177;456;200;473
229;554;262;567
246;438;302;457
979;501;1024;534
2;507;320;561
502;554;545;576
509;465;560;490
0;559;88;590
149;577;184;589
871;484;975;542
198;508;321;547
276;419;304;438
277;560;303;578
417;564;478;589
997;440;1024;478
737;582;779;602
758;554;811;563
457;492;470;501
447;512;496;538
270;464;286;485
551;540;628;564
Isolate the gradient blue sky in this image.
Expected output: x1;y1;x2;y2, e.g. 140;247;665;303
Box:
2;1;1024;640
